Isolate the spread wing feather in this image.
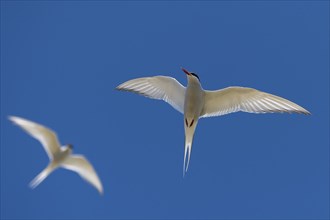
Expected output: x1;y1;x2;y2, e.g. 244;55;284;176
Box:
8;116;61;159
201;87;310;117
116;76;186;114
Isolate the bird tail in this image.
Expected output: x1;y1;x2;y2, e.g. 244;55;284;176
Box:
183;141;192;177
29;164;55;189
183;122;197;177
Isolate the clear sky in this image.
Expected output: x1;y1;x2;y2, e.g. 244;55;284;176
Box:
1;1;329;219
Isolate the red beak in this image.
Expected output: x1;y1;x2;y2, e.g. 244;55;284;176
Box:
181;67;191;75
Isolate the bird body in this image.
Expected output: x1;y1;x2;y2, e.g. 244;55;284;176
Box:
116;68;310;175
53;146;72;163
183;72;204;173
184;75;204;119
9;116;103;194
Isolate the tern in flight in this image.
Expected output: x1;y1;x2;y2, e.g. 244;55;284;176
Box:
9;116;103;194
116;68;310;175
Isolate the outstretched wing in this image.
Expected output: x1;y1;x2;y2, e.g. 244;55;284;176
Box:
116;76;186;114
9;116;61;159
61;155;103;195
201;87;310;117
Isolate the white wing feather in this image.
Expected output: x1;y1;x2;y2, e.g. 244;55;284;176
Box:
201;87;310;117
8;116;61;159
116;76;186;114
61;155;103;194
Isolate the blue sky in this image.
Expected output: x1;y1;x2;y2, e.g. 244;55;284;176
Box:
1;1;329;219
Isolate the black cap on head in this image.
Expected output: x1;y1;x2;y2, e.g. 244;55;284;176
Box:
67;144;73;149
190;72;200;81
181;67;200;81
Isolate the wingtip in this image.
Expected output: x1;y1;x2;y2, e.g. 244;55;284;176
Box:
296;109;311;115
8;115;22;125
8;115;16;122
115;84;127;92
99;189;104;196
8;115;27;123
304;110;312;115
96;181;104;195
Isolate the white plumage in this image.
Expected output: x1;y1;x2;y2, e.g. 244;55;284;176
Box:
9;116;103;194
117;68;310;175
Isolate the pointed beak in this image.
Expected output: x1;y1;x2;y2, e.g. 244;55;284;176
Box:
181;67;191;76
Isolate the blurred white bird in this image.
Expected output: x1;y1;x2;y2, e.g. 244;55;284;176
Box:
116;68;310;175
9;116;103;194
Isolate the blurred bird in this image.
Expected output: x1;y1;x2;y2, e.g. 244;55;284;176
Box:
9;116;103;194
116;68;310;175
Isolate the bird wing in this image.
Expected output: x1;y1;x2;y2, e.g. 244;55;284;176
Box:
200;87;310;117
8;116;61;159
116;76;186;114
61;155;103;195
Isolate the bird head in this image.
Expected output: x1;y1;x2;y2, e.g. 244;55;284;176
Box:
67;144;74;150
181;67;200;82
